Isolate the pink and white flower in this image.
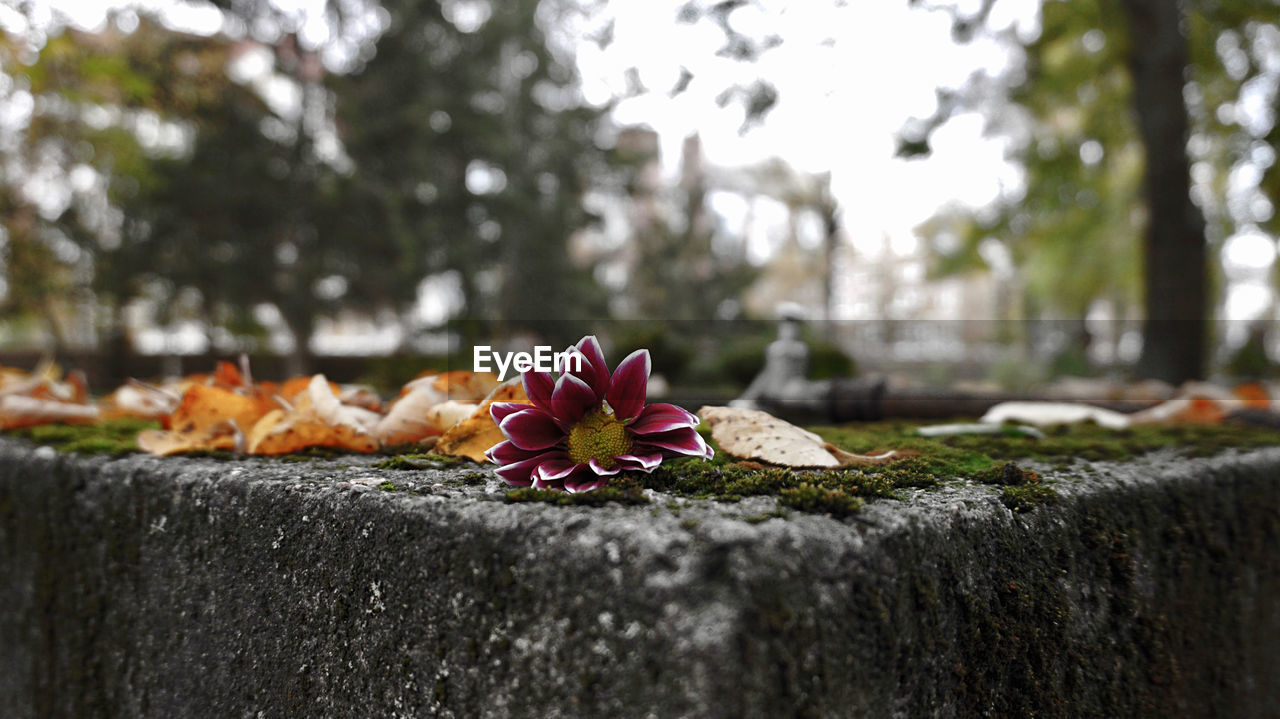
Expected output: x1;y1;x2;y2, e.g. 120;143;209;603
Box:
485;335;713;492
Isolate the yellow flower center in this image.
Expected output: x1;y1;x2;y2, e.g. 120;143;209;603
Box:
567;407;632;469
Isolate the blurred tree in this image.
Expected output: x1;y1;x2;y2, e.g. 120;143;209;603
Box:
908;0;1280;383
327;0;609;348
5;0;609;368
0;19;167;355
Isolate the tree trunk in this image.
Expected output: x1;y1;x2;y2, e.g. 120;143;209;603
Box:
1120;0;1208;383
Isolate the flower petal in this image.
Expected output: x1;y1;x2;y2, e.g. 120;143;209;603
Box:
492;454;546;486
613;453;664;472
550;373;599;424
531;474;566;491
535;458;586;483
566;335;610;400
499;407;565;451
633;427;712;459
490;401;531;425
565;475;609;493
522;371;556;414
606;349;650;420
588;457;622;477
485;439;540;465
628;402;698;435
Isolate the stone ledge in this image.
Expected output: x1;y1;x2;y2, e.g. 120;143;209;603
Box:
1;439;1278;718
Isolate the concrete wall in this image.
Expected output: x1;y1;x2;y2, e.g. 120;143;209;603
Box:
1;439;1278;718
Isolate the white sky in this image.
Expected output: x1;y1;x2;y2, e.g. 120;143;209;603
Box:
573;0;1038;248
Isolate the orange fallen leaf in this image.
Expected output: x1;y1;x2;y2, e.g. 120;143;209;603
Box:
435;378;530;463
137;383;274;455
1129;381;1242;425
1233;381;1270;410
138;419;243;456
431;370;501;400
246;374;380;455
699;406;902;468
0;363;98;429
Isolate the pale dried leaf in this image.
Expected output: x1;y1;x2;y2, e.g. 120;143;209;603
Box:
425;400;480;432
697;405;903;468
374;385;447;445
435;377;531;463
980;402;1131;430
0;394;99;430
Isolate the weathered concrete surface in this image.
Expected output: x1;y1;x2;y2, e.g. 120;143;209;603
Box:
0;438;1278;718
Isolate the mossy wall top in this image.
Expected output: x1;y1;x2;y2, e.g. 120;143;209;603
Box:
0;439;1277;718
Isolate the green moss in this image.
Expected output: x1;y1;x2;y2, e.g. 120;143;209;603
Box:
378;481;399;492
631;459;900;503
1001;483;1059;512
742;509;789;524
504;477;649;506
777;484;864;518
814;420;1280;468
4;418;159;455
277;446;350;461
372;453;467;470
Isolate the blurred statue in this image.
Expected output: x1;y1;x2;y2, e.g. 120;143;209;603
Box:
731;303;885;422
735;303;816;407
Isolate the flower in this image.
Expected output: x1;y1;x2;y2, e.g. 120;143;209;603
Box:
485;335;714;492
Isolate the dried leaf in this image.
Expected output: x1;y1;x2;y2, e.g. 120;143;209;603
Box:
136;383;272;455
426;400;480;432
374;384;449;445
138;419;243;456
0;394;99;430
698;406;902;468
1127;381;1242;425
435;378;530;463
100;381;181;420
980;402;1132;430
431;370;501;400
0;363;98;429
246;374;380;455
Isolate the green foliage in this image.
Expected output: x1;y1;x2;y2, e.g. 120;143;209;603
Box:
918;0;1280;340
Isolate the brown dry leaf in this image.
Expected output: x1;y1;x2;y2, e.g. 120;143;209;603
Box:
698;406;902;468
432;370;501;400
170;384;274;435
138;419;243;456
0;394;99;430
100;381;182;420
0;363;98;429
1128;381;1243;425
374;383;449;445
1233;382;1271;410
434;378;530;463
246;374;380;455
136;384;273;455
339;384;384;413
426;400;480;432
